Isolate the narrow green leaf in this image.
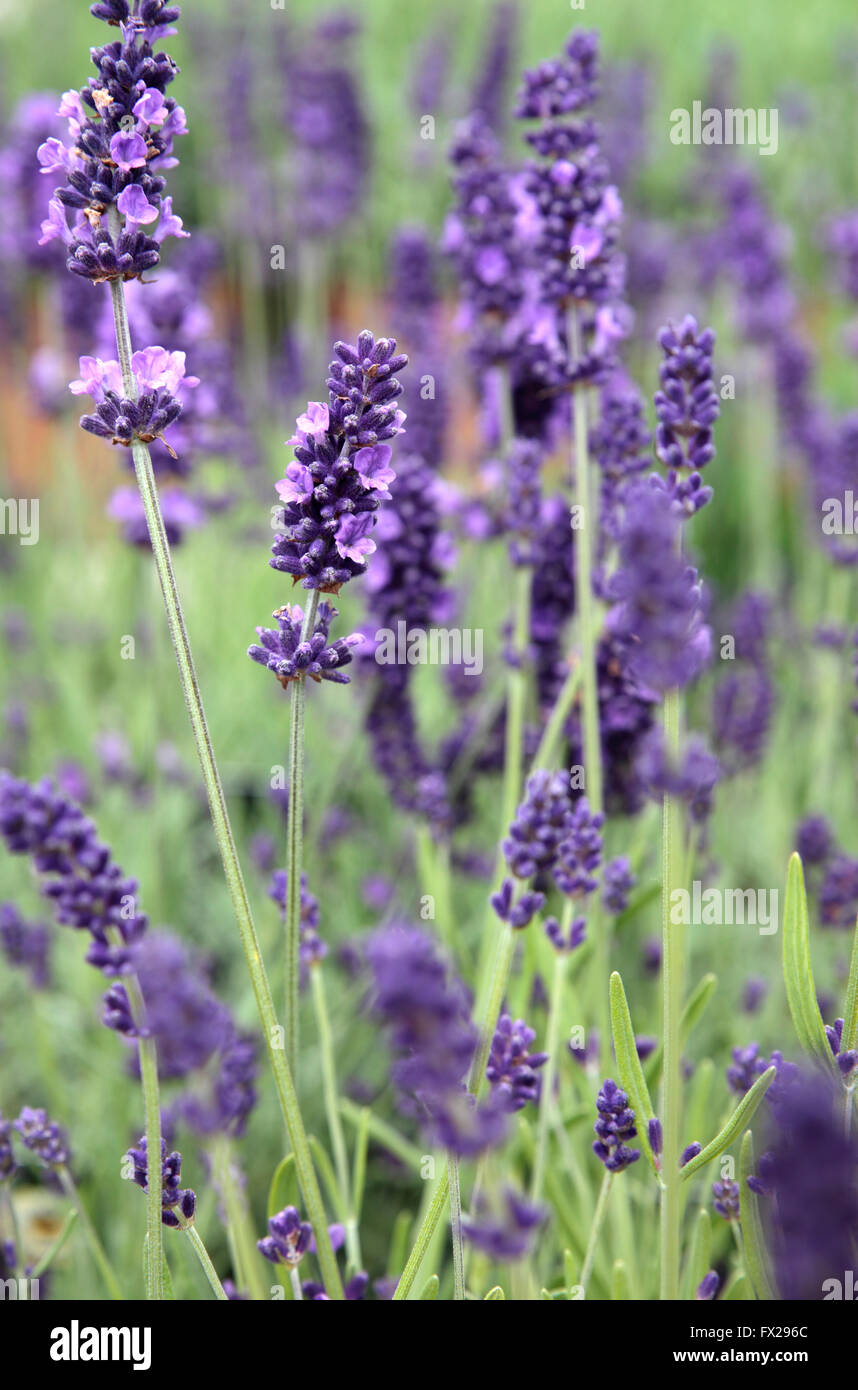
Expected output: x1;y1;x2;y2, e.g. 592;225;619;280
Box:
783;853;838;1074
680;1067;776;1181
309;1135;347;1220
609;972;658;1175
680;1208;711;1301
30;1210;77;1280
739;1130;775;1301
484;1285;505;1300
419;1274;439;1300
841;912;858;1054
610;1259;630;1301
266;1153;298;1221
644;974;718;1088
723;1272;751;1301
387;1210;414;1280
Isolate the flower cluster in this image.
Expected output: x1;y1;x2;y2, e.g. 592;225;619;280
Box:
611;483;712;692
0;901;51;988
486;1015;548;1112
14;1107;70;1168
268;870;327;985
367;924;504;1157
592;1079;640;1172
39;3;187;284
654;316;719;478
125;1137;196;1229
248;603;363;688
72;346;194;456
462;1187;546;1260
0;773;147;982
269;334;408;592
258;1206;313;1267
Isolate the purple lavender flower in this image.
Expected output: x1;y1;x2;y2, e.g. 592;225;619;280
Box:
40;5;188;284
654;316;719;476
610;483;711;692
283;20;369;241
0;1114;15;1182
712;664;774;773
824;1019;858;1078
258;1206;313;1267
754;1073;858;1299
270;334;408;592
248;602;363;687
0;773;147;979
712;1179;740;1220
602;857;635;916
696;1271;720;1300
726;1043;767;1095
742;977;768;1015
268;869;327;985
126;1137;196;1228
553;798;603;898
636;729;721;824
502;770;574;879
14;1107;69;1168
681;1142;702;1166
463;1187;546;1259
544;914;586;952
0;902;51;987
819;853;858;929
367;924;504;1157
486;1014;548;1112
592;1079;640;1171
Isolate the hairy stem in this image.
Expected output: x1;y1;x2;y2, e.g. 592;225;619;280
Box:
106;222;343;1300
448;1155;466;1301
175;1211;228;1300
285;590;320;1066
659;686;683;1300
580;1170;613;1294
531;947;569;1202
58;1167;124;1301
567;306;602;814
311;963;362;1271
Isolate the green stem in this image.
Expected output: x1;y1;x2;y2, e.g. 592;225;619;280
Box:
580;1171;613;1294
392;1169;450;1301
530;661;582;774
123;970;164;1301
660;686;683;1300
212;1137;268;1302
531;948;569;1201
500;567;533;834
311;964;361;1271
567;305;602;815
470;924;518;1098
58;1167;124;1301
448;1155;466;1301
175;1212;229;1300
106;218;343;1300
285;590;320;1067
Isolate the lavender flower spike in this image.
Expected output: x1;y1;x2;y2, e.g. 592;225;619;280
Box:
258;1206;313;1267
248;603;363;687
593;1079;641;1171
270;333;408;593
125;1137;196;1228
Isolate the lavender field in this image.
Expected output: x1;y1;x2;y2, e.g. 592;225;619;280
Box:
1;0;858;1318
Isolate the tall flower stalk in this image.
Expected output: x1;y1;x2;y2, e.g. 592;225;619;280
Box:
40;4;343;1299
